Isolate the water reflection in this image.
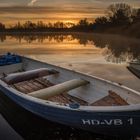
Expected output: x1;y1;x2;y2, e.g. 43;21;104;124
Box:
0;33;139;63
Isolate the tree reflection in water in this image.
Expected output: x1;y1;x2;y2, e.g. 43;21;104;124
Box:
0;33;139;63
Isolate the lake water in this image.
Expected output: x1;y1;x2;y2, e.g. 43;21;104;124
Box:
0;33;140;139
0;33;140;91
0;33;139;64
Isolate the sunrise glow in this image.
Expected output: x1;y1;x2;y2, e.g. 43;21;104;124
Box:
0;0;140;26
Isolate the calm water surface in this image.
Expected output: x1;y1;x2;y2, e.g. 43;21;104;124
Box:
0;33;139;64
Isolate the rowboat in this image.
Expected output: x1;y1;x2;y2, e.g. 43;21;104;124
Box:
127;61;140;79
0;53;140;136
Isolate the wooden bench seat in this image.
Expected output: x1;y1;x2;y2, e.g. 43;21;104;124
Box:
29;79;89;99
4;68;59;84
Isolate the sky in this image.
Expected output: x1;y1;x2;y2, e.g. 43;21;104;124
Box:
0;0;140;26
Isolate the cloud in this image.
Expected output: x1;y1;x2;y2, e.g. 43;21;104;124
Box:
0;6;104;25
28;0;38;6
0;6;105;14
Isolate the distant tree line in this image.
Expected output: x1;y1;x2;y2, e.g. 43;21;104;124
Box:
0;3;140;37
0;19;93;32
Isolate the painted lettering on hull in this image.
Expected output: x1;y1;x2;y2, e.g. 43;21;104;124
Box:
82;118;133;126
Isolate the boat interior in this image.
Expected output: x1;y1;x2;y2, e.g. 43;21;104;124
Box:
3;75;129;106
0;55;140;107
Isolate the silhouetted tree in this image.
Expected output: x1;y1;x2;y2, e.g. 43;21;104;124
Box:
37;21;47;29
54;22;66;28
78;18;89;26
11;22;23;31
92;3;140;38
107;3;132;26
132;9;140;23
0;23;5;31
23;21;37;30
72;18;93;31
48;22;53;28
95;17;108;25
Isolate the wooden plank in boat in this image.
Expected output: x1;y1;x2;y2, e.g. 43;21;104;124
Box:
12;84;28;94
48;94;70;104
26;82;39;91
13;81;31;93
66;94;88;105
20;81;35;93
11;78;54;93
30;80;45;89
35;78;53;87
91;91;128;106
109;90;129;105
48;94;88;105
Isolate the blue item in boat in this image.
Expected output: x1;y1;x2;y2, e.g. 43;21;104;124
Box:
0;53;22;66
69;103;80;109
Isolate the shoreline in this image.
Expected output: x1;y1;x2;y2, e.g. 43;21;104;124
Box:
0;31;139;40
